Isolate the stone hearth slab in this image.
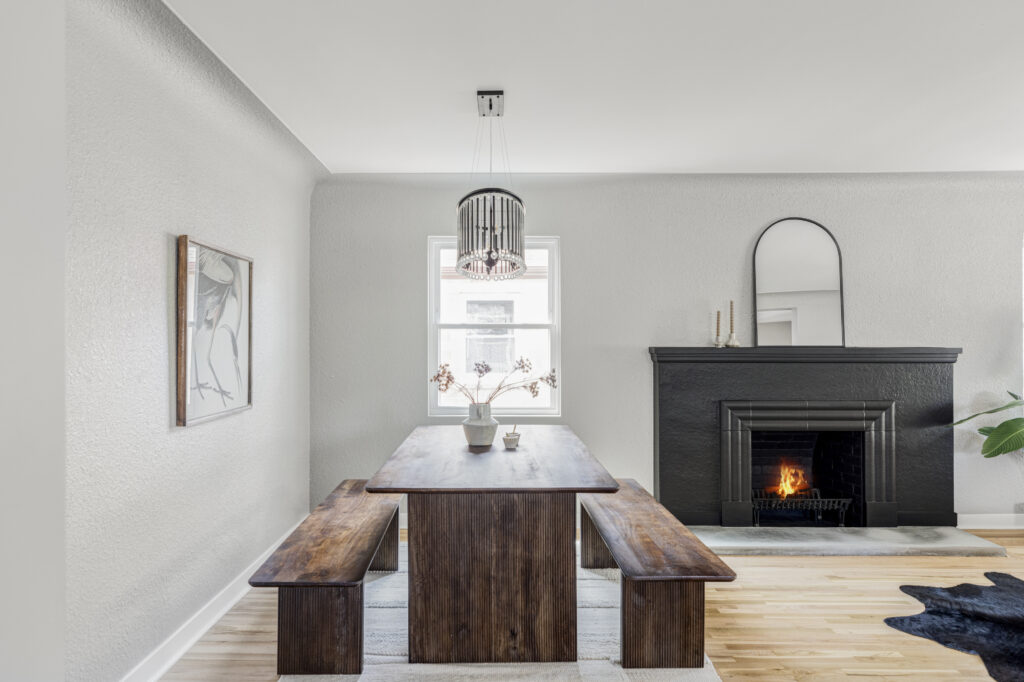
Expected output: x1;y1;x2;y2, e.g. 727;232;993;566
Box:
691;526;1004;556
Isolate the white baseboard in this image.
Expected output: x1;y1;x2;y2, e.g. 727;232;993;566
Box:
958;513;1024;529
120;517;304;682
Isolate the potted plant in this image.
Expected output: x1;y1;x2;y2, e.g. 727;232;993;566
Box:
950;391;1024;458
430;358;557;447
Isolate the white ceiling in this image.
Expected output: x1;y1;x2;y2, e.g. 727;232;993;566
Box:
164;0;1024;174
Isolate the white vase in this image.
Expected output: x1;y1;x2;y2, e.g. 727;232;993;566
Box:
463;403;499;447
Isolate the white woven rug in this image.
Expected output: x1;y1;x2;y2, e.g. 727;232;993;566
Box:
281;542;720;681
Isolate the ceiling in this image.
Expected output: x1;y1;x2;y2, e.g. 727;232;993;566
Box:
164;0;1024;174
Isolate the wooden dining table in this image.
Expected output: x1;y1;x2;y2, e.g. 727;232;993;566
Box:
366;424;618;663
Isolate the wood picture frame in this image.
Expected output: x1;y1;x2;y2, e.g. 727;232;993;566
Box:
176;235;253;426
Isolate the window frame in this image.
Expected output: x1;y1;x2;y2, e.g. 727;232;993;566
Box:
427;235;561;418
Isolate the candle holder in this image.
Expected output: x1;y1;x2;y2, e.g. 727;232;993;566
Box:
725;300;741;347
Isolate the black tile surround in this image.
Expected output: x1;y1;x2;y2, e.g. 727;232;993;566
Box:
650;347;961;526
721;400;895;526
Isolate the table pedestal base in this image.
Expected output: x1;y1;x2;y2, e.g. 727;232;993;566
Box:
408;491;577;663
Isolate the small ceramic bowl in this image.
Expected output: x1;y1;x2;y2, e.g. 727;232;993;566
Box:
503;433;521;449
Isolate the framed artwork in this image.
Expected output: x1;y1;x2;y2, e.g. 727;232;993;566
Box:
176;235;253;426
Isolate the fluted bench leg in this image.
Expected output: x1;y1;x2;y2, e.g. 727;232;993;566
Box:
580;505;617;569
621;579;705;668
369;508;400;572
277;585;363;675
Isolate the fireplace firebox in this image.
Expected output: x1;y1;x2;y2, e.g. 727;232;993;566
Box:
750;430;862;526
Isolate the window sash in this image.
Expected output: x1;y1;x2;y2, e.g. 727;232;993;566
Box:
427;235;560;417
436;322;555;330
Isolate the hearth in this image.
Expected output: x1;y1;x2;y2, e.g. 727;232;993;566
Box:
650;347;961;527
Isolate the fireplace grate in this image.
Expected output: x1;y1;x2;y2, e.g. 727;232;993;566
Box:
751;488;853;527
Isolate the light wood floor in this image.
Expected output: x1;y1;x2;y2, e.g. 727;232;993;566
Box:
162;530;1022;681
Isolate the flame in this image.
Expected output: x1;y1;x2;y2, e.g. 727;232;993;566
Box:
774;462;809;499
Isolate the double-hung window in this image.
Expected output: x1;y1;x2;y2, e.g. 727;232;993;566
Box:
427;235;560;417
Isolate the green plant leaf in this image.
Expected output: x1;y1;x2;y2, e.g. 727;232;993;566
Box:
978;426;996;436
950;399;1024;426
980;418;1024;457
1010;391;1023;400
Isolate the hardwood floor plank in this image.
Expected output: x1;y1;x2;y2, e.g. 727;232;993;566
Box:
163;530;1021;680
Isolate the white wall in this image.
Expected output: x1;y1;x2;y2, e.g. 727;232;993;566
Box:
66;1;325;680
0;4;66;681
311;173;1024;518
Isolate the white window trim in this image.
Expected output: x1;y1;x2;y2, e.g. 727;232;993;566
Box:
427;235;561;418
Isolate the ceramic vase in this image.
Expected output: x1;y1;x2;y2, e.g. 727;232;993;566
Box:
463;402;499;447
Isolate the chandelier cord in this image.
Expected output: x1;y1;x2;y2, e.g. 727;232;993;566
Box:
498;117;514;190
469;115;484;187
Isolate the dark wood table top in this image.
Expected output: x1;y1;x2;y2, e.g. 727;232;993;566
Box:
249;479;402;587
580;478;736;582
366;425;618;493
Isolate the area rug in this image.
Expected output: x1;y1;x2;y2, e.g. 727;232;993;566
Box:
885;572;1024;682
280;542;720;681
691;525;1005;556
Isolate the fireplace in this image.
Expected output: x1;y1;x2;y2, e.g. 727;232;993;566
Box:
721;400;895;526
650;347;961;527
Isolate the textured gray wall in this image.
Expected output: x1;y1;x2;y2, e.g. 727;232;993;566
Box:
0;4;66;680
66;1;325;679
311;173;1024;517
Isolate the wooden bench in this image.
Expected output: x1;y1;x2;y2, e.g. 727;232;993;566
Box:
249;479;402;675
579;478;736;668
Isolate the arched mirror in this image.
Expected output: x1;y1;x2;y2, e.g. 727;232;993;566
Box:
754;217;845;346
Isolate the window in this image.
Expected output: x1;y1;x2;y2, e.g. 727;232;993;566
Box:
428;236;560;416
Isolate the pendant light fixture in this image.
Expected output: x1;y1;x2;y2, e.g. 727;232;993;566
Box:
456;90;525;280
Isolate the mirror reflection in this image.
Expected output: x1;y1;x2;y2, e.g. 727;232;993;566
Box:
754;218;844;346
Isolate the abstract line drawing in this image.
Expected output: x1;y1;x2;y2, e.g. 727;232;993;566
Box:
176;235;252;426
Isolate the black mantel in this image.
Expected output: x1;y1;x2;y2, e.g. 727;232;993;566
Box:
649;346;962;526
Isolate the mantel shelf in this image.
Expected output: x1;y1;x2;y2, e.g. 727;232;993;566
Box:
649;346;961;364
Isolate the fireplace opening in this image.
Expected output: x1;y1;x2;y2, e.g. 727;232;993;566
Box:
750;431;865;526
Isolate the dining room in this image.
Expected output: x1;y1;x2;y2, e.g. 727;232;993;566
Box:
11;0;1024;681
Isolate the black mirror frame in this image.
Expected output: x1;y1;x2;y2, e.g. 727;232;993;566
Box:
752;216;846;347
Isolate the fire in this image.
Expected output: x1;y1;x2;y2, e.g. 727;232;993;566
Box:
774;462;809;499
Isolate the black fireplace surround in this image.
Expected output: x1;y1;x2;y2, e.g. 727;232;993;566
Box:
650;347;961;527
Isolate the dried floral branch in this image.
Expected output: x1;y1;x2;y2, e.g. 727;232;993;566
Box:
484;357;536;403
472;362;491;402
431;358;557;406
429;363;476;403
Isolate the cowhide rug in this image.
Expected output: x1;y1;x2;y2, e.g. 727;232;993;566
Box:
884;572;1024;681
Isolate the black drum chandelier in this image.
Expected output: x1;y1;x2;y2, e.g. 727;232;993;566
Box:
456;90;526;281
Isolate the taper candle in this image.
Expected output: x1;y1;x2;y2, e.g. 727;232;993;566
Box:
729;300;735;334
716;310;721;337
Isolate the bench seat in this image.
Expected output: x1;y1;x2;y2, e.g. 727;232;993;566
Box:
579;478;735;668
249;479;402;675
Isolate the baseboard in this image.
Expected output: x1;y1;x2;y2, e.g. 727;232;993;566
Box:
120;516;304;682
958;513;1024;529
